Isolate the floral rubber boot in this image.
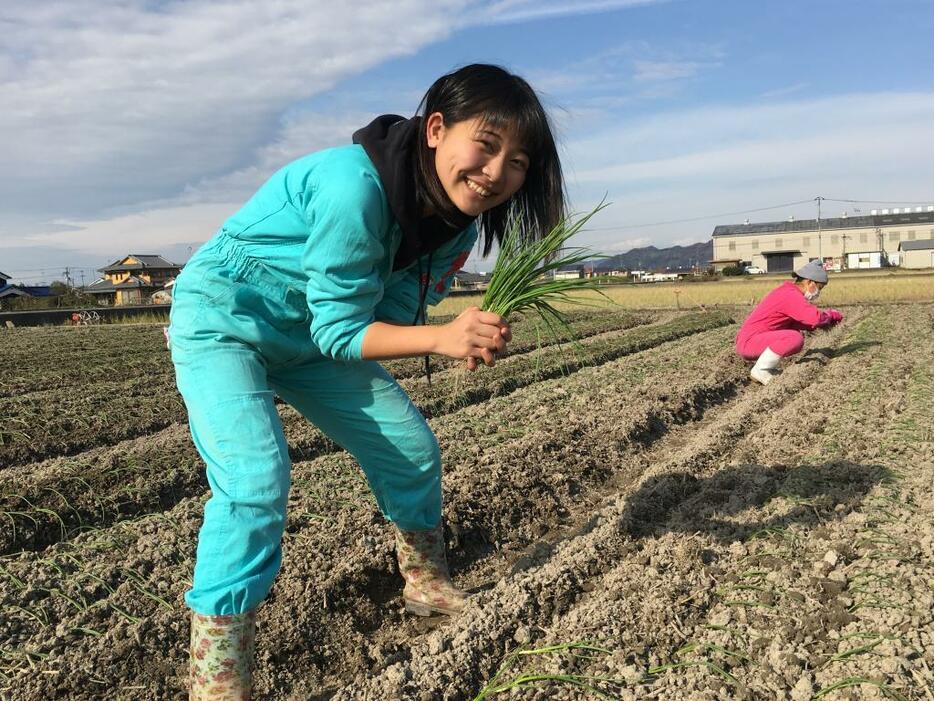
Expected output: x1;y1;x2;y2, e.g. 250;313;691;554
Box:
394;524;468;616
189;610;256;700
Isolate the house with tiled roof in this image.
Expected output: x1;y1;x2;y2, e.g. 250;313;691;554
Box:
85;254;181;306
451;270;489;291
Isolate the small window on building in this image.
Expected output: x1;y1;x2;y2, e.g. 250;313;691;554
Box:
728;241;736;251
859;256;870;264
908;231;916;240
802;236;810;246
831;235;839;245
889;232;900;242
860;232;868;243
751;240;759;250
774;238;783;248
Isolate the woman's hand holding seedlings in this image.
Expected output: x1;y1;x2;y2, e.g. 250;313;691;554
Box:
438;306;510;370
360;306;509;365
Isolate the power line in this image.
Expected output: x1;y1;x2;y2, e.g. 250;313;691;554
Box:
2;266;100;274
588;198;817;231
588;195;934;233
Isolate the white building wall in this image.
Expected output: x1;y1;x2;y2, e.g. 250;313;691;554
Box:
901;248;934;269
846;251;883;269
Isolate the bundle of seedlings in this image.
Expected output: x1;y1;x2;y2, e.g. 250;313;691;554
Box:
481;202;609;337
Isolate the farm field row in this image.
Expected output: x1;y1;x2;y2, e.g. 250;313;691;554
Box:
0;309;656;466
2;304;931;700
0;311;726;556
0;309;653;400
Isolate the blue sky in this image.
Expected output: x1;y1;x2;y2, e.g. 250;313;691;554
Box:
2;0;933;282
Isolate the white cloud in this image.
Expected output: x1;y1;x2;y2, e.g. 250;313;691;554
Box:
563;92;934;252
570;92;934;185
760;82;810;99
4;203;238;257
0;0;687;277
475;0;669;25
633;60;696;82
601;236;653;252
1;0;465;225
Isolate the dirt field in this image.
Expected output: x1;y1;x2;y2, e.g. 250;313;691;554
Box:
1;303;931;700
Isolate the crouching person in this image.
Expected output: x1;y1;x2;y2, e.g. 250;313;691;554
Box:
735;260;843;385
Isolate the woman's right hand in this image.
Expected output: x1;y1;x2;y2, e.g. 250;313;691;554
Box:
435;306;509;369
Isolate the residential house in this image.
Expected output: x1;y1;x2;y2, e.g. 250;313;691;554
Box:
451;271;489;291
85;255;182;306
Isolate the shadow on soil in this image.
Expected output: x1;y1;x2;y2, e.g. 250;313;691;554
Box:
799;340;881;363
621;460;889;542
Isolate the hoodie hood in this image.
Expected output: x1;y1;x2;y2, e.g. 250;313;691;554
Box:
352;114;475;270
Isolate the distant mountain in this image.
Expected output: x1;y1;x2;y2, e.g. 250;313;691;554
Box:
594;240;712;272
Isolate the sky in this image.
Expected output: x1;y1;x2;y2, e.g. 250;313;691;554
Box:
2;0;933;282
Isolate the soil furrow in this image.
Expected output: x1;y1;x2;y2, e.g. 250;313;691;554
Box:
1;322;741;697
339;307;933;701
0;313;724;555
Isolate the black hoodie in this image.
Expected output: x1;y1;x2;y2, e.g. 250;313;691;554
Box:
352;115;475;272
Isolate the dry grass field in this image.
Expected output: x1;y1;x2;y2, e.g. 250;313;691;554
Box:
432;270;934;316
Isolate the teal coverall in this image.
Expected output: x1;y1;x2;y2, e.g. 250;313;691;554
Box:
169;145;477;616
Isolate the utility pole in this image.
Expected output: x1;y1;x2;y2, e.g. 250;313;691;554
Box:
815;196;823;262
64;267;72;287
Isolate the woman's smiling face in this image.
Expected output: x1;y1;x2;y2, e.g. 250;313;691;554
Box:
425;112;529;217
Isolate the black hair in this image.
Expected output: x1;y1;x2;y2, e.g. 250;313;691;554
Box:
414;64;567;256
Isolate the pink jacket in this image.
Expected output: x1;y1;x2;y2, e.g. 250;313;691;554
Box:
735;282;836;348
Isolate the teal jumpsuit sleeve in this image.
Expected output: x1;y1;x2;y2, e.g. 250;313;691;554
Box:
376;225;479;323
301;164;392;361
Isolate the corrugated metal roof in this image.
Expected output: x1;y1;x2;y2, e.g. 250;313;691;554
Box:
0;284;29;299
713;210;934;237
0;271;10;281
898;238;934;251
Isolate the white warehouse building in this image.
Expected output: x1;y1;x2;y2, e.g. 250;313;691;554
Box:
711;207;934;273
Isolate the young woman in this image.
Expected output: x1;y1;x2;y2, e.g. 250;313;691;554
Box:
169;64;566;699
735;260;843;385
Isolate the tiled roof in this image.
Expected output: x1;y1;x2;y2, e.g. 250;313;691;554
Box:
99;254;180;273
